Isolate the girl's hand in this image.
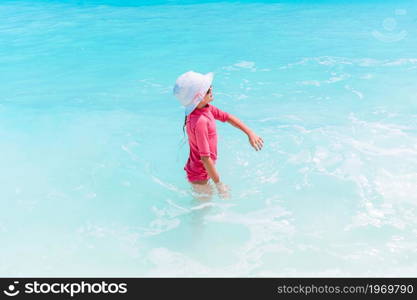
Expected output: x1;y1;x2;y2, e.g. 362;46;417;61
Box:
215;182;230;199
248;133;264;151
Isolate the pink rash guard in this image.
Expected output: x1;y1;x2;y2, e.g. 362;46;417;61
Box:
184;104;230;182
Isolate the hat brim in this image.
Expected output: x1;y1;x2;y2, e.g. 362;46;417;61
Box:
184;72;213;116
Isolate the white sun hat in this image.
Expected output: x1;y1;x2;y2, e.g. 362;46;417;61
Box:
173;71;213;115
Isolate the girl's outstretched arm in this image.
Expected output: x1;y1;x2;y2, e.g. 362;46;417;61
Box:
227;114;264;151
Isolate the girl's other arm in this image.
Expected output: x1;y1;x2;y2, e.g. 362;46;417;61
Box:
227;114;264;151
200;156;220;183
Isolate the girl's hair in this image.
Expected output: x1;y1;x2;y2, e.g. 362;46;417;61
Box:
183;116;187;135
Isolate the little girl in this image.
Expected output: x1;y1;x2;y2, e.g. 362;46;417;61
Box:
174;71;263;198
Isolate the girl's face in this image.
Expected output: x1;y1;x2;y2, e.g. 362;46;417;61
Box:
197;86;213;108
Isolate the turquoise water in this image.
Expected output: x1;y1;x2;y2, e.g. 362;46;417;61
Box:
1;0;417;276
